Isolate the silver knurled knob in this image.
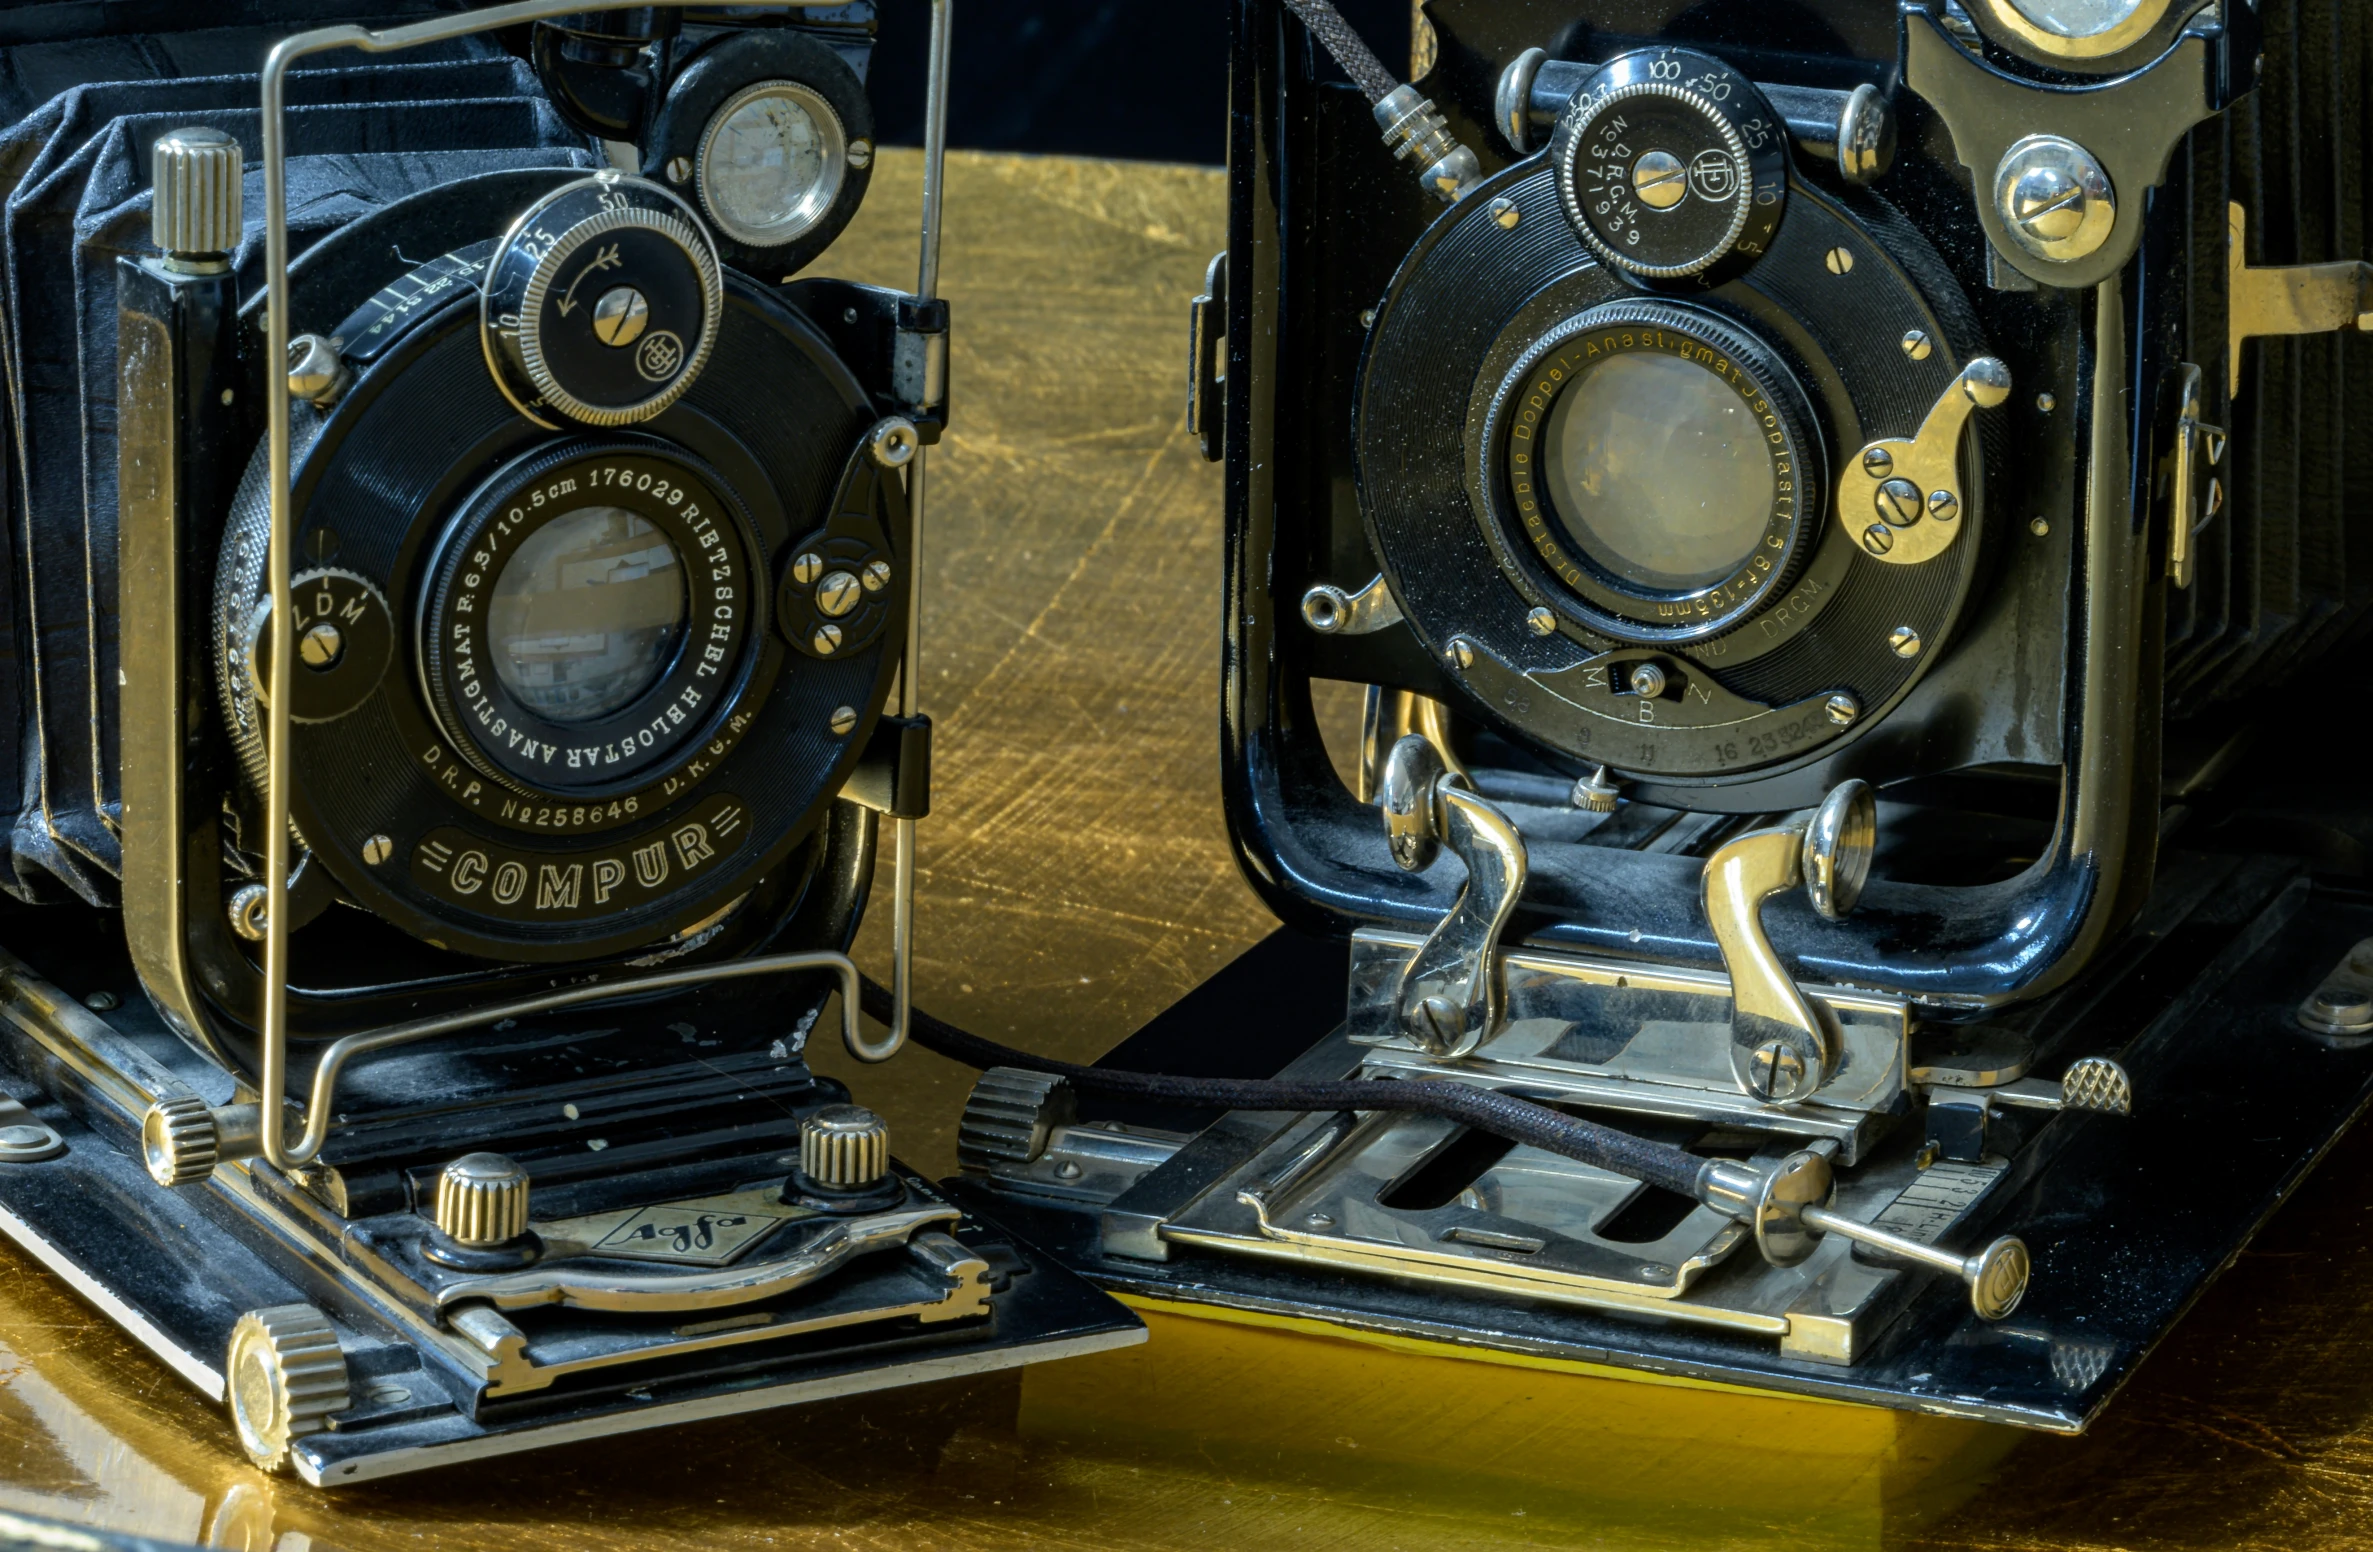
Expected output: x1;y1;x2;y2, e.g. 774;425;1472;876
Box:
142;1094;219;1187
151;125;243;261
799;1104;890;1189
956;1067;1076;1171
434;1153;531;1247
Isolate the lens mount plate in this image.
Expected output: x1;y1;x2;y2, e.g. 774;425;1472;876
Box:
1356;164;1993;786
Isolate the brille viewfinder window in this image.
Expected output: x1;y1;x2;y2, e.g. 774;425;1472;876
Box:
645;28;875;278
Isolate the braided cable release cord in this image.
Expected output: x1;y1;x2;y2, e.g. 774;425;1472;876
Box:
856;977;1707;1198
1280;0;1401;102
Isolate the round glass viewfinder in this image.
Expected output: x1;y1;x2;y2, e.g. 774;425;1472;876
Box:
1542;350;1777;592
488;506;686;724
1493;302;1820;644
695;80;847;248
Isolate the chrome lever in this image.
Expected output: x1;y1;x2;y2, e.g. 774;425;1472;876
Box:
1379;735;1526;1057
1697;1150;2029;1321
1702;781;1876;1105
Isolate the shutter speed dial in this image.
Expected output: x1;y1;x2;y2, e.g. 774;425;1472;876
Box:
1549;48;1788;283
481;171;723;429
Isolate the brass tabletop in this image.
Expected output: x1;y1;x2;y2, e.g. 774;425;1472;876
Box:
3;149;2369;1551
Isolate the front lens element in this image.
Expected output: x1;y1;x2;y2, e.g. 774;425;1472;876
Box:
1541;350;1777;593
697;81;845;247
488;506;685;724
2004;0;2150;37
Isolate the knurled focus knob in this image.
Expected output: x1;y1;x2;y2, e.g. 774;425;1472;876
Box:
433;1152;531;1247
142;1094;219;1187
956;1067;1077;1171
799;1104;890;1189
1549;47;1788;284
151;125;242;265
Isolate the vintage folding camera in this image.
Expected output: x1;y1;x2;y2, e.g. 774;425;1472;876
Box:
954;0;2373;1431
0;0;1138;1485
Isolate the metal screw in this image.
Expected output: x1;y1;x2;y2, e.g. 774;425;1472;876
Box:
297;620;343;670
665;156;692;184
1631;149;1687;210
84;990;119;1013
1525;606;1556;636
229;884;268;941
1413;995;1464;1048
815;570;863;618
1927;489;1960;522
1638;1263;1674;1280
1751;1040;1807;1101
366;1382;412;1407
2036;392;2056;412
1628;661;1668;699
1488;196;1520;229
812;624;843;656
1900;329;1933;361
1447;640;1474;670
2309;992;2373;1026
1306;1212;1337;1229
829;705;858;735
1861;524;1896;556
868;417;918;468
1825;246;1854;275
1889;626;1923;658
362;834;393;866
1359;308;1378;329
847;138;874;170
1825;692;1862;726
591;286;650;349
1861;446;1894;478
1874;478;1924;526
1055;1160;1083;1180
1994;134;2115;261
844;307;860;324
862;559;893;593
792;552;824;586
2029;517;2052;537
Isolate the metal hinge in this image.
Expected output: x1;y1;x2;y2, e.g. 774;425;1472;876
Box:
1187;251;1226;463
892;296;950;429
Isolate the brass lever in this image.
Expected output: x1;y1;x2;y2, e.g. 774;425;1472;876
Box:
2228;201;2373;397
1702;782;1877;1105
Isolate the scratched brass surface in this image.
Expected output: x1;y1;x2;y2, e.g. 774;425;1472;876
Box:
3;148;2371;1549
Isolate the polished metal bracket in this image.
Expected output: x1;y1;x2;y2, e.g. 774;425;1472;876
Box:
244;0;954;1173
2161;361;2224;589
1702;782;1877;1104
1377;735;1525;1057
2228;202;2373;397
1836;357;2011;567
1300;573;1404;636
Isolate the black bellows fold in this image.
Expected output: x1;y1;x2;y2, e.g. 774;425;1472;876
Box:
2166;0;2373;718
0;32;600;904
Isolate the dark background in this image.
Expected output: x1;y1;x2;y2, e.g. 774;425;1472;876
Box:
864;0;1412;164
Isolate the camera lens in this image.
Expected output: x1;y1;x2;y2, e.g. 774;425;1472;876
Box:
1483;301;1822;644
1541;350;1778;592
487;507;687;725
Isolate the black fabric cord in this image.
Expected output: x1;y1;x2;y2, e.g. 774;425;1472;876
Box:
856;977;1709;1199
1279;0;1401;104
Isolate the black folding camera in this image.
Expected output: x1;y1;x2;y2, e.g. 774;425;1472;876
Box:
0;0;1135;1483
956;0;2373;1432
